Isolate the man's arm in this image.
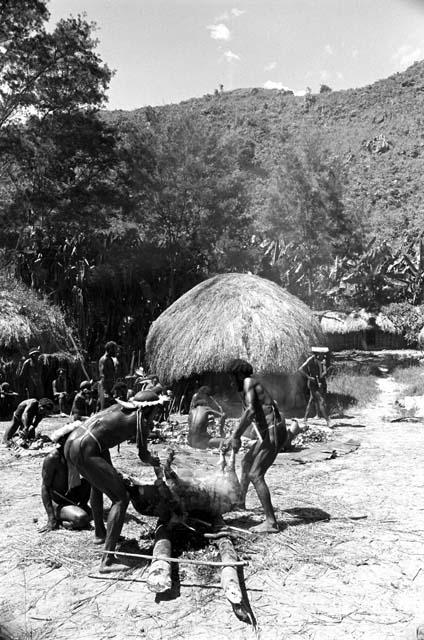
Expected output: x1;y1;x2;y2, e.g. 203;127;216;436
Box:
231;381;256;452
40;455;59;531
98;356;105;380
298;356;314;380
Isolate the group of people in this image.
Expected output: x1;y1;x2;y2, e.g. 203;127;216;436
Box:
1;341;127;445
2;340;332;572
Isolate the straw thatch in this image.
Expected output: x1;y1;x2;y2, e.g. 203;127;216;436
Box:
319;309;399;335
318;308;405;351
0;271;76;357
146;273;324;384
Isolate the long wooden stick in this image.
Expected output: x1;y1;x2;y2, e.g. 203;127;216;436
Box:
67;330;91;380
99;549;248;567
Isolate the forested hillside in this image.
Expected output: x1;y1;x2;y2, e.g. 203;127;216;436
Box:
1;1;424;362
108;60;424;244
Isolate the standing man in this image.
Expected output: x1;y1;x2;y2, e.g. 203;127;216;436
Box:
0;382;18;418
40;423;91;532
64;392;165;572
3;397;54;444
228;359;302;534
52;367;69;416
20;347;44;398
298;347;331;427
98;342;119;410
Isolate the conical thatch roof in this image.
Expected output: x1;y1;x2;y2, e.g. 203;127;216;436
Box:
0;271;76;357
146;273;324;383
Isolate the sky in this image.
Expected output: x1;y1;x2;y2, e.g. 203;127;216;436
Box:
48;0;424;110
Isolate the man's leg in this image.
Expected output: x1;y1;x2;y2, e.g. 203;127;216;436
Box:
236;446;255;509
75;449;130;571
304;392;313;424
248;446;279;533
316;390;330;426
3;416;21;443
59;393;67;415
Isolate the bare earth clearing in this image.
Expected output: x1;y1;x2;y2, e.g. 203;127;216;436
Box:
1;371;424;640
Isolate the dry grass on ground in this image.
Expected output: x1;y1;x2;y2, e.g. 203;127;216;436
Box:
327;372;379;414
391;364;424;396
1;356;424;640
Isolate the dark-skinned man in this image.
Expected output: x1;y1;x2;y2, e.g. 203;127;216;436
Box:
52;367;69;416
64;390;165;572
188;385;227;449
40;423;91;532
298;347;331;428
228;359;302;534
3;397;54;445
98;341;119;410
20;346;44;399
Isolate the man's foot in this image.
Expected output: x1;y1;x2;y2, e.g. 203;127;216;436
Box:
250;521;279;534
93;535;106;545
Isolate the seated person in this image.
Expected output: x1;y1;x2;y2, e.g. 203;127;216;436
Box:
112;381;128;402
188;386;226;449
0;382;18;419
70;381;92;421
3;397;54;445
40;423;91;531
52;367;69;416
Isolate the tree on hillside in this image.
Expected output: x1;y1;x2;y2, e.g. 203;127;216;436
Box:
256;135;364;306
131;112;252;302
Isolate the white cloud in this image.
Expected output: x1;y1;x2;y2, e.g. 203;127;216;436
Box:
320;69;331;81
336;71;344;80
207;23;231;41
352;48;359;58
263;80;289;90
224;50;240;62
294;89;306;97
264;61;277;71
392;44;423;69
231;8;245;17
324;44;334;55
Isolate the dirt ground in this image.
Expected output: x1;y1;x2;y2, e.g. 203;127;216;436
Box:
1;363;424;640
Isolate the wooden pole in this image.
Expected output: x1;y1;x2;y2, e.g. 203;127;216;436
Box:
217;536;243;604
146;522;172;593
67;330;91;381
98;549;248;568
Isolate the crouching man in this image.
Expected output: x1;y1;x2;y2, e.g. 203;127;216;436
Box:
40;423;91;532
3;397;54;445
64;391;165;572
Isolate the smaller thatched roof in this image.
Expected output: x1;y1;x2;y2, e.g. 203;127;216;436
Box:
0;271;77;358
319;309;399;335
146;273;324;384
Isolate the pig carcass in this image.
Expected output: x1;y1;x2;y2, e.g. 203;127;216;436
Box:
124;448;242;522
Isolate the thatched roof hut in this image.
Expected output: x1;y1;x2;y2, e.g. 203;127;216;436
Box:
0;273;75;357
146;273;324;411
0;272;83;395
318;308;405;351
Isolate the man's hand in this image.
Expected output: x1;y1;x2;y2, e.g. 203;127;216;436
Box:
39;518;58;533
231;437;241;453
